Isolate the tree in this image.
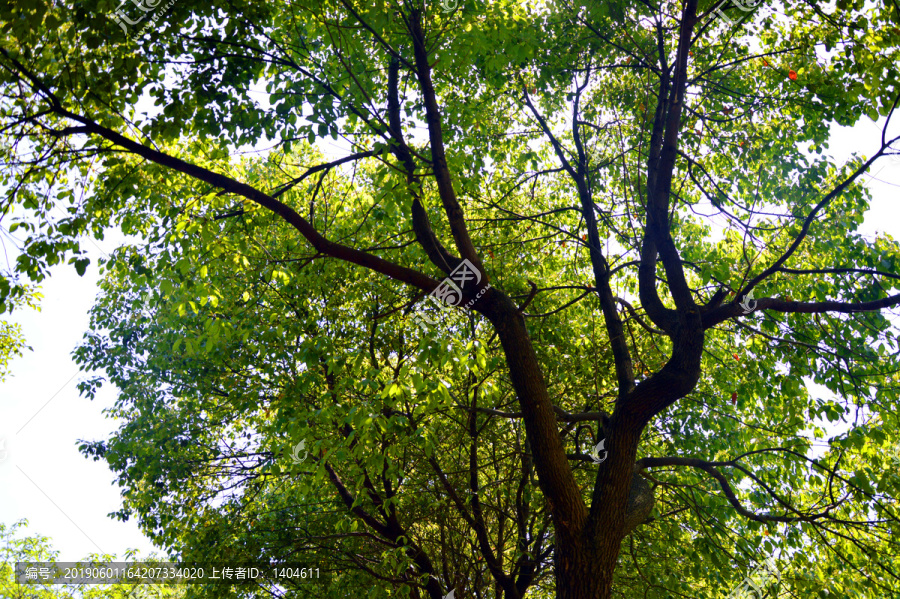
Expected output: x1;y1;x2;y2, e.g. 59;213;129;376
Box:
0;520;183;599
0;286;39;382
2;0;900;598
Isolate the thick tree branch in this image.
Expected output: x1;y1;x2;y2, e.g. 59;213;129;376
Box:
776;266;900;281
324;462;393;537
487;302;588;545
50;106;437;292
407;9;485;277
638;455;859;524
1;42;439;293
703;293;900;329
642;0;699;314
386;56;460;274
638;75;676;332
617;0;705;435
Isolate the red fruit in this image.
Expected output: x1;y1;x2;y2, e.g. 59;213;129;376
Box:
733;353;740;361
762;59;769;67
582;234;587;241
788;70;797;80
731;392;738;405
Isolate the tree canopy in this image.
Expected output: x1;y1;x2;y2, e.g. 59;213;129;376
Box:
2;0;900;598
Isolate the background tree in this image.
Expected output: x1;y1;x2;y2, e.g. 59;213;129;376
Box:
0;520;183;599
0;286;39;382
2;1;900;598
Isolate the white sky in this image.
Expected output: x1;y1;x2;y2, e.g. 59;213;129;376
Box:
0;229;159;560
0;101;898;565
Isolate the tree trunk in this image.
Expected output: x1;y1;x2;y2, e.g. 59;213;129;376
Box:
556;539;619;599
555;472;655;598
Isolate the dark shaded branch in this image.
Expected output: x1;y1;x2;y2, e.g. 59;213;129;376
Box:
407;9;485;276
642;0;699;314
703;293;900;329
386;55;459;274
777;266;900;281
637;456;848;524
49;106;437;292
324;462;392;537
